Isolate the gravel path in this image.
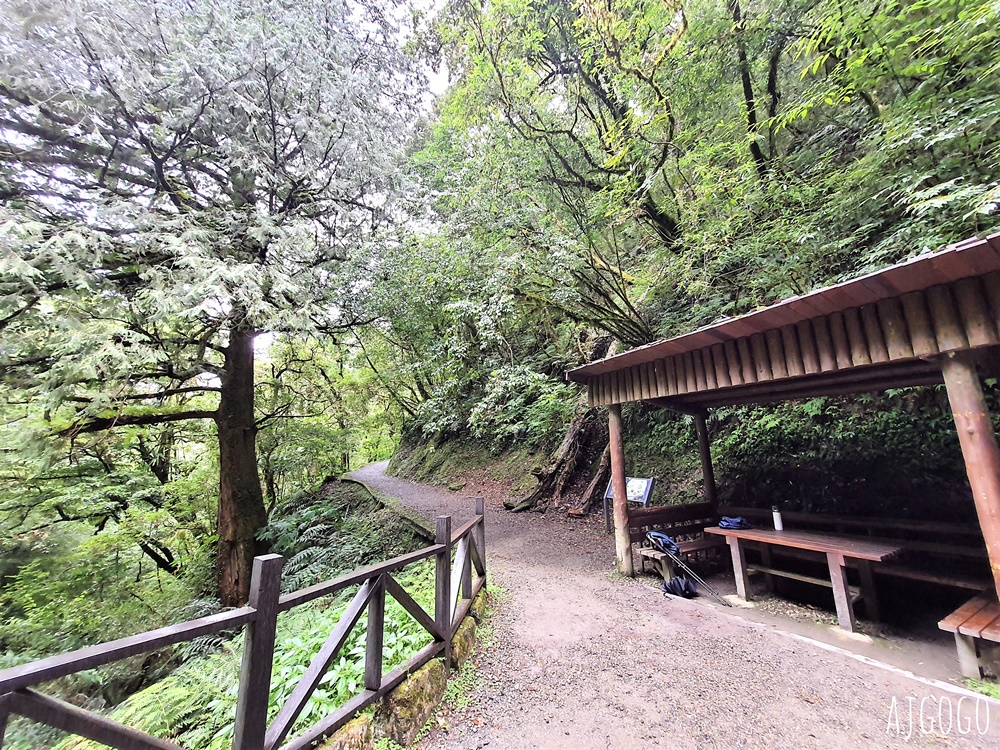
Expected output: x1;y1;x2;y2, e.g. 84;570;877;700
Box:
349;461;1000;749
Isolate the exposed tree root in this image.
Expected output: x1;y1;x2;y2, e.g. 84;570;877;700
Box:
568;442;610;516
505;405;594;512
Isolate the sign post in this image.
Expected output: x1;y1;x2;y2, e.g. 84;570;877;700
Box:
603;476;656;534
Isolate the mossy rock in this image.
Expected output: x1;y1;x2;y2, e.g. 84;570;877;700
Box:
375;659;447;747
470;589;488;623
317;715;372;750
450;616;477;670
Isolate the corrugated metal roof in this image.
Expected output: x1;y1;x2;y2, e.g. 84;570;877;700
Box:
567;232;1000;383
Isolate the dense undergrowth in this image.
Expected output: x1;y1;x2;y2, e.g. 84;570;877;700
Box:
390;436;546;499
4;481;432;750
394;384;992;524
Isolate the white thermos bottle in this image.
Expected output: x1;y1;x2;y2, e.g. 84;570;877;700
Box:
772;505;784;531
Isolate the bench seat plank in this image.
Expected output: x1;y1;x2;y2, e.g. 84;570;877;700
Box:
639;536;726;559
631;504;726;583
957;604;1000;639
706;527;901;562
939;592;1000;678
939;595;992;633
980;615;1000;642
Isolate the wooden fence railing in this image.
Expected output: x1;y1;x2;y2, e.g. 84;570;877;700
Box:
0;500;487;750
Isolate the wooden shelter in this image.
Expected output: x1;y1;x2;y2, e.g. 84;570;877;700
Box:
567;232;1000;603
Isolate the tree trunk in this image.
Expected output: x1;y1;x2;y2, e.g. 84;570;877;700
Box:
263;457;278;516
216;321;268;607
728;0;769;180
506;406;594;512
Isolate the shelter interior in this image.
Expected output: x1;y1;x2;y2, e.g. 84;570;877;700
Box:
567;233;1000;675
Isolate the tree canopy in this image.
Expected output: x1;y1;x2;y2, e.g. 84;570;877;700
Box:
0;0;422;605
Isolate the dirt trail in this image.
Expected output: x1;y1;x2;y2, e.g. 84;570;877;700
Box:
349;461;1000;750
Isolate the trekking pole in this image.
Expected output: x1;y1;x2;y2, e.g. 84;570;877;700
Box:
662;548;731;606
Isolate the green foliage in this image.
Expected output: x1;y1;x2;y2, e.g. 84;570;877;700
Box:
966;679;1000;700
618;405;702;504
0;481;432;750
712;388;972;519
385;0;1000;525
0;420;218;652
0;533;193;656
52;562;435;750
260;481;423;593
469;366;577;450
256;338;403;508
0;0;424;605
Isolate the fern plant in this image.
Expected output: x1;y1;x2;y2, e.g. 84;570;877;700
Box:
51;562;436;750
31;482;436;750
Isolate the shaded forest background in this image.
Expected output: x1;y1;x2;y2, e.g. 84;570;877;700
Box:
0;0;999;744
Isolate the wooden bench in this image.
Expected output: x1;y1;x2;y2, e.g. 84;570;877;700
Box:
721;506;989;592
628;502;727;582
720;506;986;545
707;526;900;631
736;544;991;591
939;591;1000;678
745;564;862;603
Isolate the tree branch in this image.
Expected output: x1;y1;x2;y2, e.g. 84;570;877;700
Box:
60;409;218;437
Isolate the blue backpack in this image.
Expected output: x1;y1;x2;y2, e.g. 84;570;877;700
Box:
719;516;751;530
646;530;680;556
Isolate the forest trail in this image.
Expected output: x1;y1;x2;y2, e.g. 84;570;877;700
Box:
348;461;1000;750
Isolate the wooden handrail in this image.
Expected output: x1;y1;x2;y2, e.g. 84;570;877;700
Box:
0;607;256;695
276;544;445;612
450;516;481;542
0;505;488;750
7;690;183;750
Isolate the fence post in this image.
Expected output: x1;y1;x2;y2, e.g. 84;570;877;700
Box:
474;497;486;584
460;537;473;600
233;554;283;750
435;516;452;670
1;699;9;750
364;575;385;691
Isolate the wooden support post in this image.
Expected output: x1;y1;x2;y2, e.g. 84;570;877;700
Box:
727;537;751;600
955;633;984;679
474;497;486;585
694;411;717;507
942;351;1000;602
435;516;453;668
608;404;634;577
827;552;857;632
365;576;386;691
759;545;775;592
0;696;9;750
857;559;880;622
233;554;283;750
461;538;473;600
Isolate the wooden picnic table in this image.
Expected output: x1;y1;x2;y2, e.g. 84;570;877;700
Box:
705;526;903;632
